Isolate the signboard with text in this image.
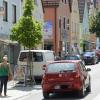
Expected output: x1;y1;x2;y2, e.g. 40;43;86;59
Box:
43;21;53;39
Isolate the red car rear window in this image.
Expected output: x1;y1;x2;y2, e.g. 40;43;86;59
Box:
46;63;76;73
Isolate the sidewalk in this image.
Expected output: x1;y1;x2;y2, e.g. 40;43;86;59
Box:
0;81;41;100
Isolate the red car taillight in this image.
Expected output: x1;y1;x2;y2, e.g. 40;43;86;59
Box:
70;71;80;78
75;72;80;78
67;71;80;81
72;72;82;89
42;74;49;84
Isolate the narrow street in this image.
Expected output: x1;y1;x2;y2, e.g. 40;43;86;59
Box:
16;62;100;100
0;0;100;100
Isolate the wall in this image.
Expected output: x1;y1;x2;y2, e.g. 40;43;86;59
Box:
0;0;21;38
70;0;80;54
43;0;70;56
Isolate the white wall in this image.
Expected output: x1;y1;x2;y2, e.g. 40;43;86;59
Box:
0;0;44;40
33;0;44;23
0;0;21;39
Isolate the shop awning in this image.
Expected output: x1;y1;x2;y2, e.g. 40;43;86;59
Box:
0;39;18;45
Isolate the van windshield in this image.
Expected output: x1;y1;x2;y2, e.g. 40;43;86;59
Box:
19;52;43;62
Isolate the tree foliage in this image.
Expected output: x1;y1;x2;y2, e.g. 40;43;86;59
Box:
10;0;42;49
89;12;100;37
10;0;43;84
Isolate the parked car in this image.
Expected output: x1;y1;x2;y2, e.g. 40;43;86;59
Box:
63;54;85;65
17;50;54;80
41;60;91;99
82;51;98;65
63;54;81;60
94;49;100;61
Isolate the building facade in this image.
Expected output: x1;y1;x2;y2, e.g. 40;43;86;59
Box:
78;0;92;53
43;0;70;56
70;0;80;54
21;0;44;50
0;0;44;65
0;0;21;64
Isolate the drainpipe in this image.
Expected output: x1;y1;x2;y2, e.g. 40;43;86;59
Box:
55;7;57;56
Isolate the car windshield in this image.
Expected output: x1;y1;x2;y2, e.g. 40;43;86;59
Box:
84;52;95;56
47;63;76;73
64;55;80;60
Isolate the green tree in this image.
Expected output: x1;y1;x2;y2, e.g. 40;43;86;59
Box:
10;0;42;84
89;12;100;37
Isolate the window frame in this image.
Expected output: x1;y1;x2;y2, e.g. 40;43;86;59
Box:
12;4;16;23
3;1;8;22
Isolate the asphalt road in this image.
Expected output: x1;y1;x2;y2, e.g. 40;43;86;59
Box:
18;62;100;100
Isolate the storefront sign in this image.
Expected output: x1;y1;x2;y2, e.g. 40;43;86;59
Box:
43;21;53;39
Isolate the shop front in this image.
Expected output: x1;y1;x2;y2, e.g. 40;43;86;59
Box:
0;39;20;66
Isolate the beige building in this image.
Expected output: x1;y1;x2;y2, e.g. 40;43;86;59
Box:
70;0;80;54
43;0;70;56
96;0;100;11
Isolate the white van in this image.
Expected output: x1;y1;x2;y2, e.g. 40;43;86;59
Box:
17;50;54;79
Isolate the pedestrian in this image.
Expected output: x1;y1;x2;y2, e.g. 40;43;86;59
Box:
0;55;13;96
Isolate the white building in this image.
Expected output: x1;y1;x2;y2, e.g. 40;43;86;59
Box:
0;0;44;65
0;0;21;65
33;0;44;22
0;0;21;39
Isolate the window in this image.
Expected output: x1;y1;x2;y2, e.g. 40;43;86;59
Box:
64;55;81;60
19;52;43;62
33;52;43;62
12;5;16;23
3;1;8;21
67;19;69;24
47;63;75;73
67;19;69;30
59;18;61;28
63;17;66;29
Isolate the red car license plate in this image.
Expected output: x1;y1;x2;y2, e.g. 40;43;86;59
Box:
54;85;60;89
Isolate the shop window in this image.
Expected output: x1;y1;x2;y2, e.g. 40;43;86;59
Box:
63;17;66;29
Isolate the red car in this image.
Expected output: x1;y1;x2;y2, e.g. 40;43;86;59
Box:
95;49;100;61
41;60;91;99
